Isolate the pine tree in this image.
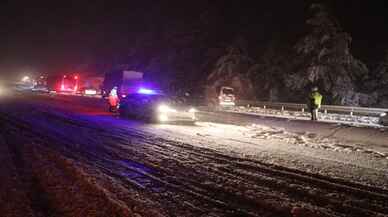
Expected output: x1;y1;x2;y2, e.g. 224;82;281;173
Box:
289;4;371;105
205;38;255;104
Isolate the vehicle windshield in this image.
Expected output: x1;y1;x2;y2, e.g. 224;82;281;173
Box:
222;88;234;95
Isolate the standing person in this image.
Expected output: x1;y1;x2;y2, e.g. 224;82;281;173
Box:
108;86;119;112
308;86;322;121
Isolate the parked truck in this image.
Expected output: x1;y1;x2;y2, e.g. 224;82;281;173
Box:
102;70;145;98
79;76;104;95
47;74;79;93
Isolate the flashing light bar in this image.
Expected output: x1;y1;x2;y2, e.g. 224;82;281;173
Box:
137;87;156;95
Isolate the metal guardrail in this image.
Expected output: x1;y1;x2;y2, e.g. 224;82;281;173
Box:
237;100;388;117
22;85;387;118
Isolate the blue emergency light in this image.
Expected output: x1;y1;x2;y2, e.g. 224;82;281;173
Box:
137;87;156;95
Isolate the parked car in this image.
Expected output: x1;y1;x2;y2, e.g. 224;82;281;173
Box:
218;86;236;107
31;84;49;93
119;89;197;124
379;113;388;126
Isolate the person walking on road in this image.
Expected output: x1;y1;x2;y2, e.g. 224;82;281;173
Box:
308;86;322;121
108;86;119;112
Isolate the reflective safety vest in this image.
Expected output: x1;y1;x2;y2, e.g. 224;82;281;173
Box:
310;91;322;107
109;89;119;106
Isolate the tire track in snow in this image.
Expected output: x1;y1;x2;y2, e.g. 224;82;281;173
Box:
2;97;388;217
106;127;388;217
0;123;59;217
0;109;259;216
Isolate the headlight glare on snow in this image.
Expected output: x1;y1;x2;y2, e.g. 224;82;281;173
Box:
380;112;387;117
158;114;169;122
189;108;197;113
158;104;176;113
158;104;170;113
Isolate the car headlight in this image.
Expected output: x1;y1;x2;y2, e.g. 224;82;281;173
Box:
85;89;97;95
158;114;169;122
158;104;176;113
189;108;197;113
158;105;170;113
380;112;387;117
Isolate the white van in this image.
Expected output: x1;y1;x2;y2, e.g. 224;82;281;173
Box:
379;113;388;126
218;86;236;107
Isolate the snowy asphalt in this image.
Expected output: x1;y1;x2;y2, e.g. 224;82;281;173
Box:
0;92;387;217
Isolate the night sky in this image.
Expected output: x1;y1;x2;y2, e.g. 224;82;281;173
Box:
0;0;387;79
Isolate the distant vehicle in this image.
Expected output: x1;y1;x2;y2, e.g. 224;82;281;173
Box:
32;75;49;92
218;86;236;107
32;85;49;93
79;76;103;95
102;70;144;98
47;74;79;93
17;76;34;90
119;88;197;124
379;113;388;126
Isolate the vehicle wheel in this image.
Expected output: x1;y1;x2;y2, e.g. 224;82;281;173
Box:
207;101;217;112
119;109;126;117
118;104;128;117
142;112;155;123
214;104;223;112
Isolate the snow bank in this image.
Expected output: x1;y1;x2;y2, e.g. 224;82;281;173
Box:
229;106;381;126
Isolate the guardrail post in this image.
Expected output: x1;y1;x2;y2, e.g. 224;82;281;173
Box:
263;105;266;109
324;109;327;114
350;108;354;116
281;106;284;112
302;108;304;112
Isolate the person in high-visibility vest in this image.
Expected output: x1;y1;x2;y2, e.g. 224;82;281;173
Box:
108;86;119;112
308;86;323;121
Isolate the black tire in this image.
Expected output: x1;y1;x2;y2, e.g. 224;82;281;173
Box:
141;110;156;123
207;101;216;112
118;103;128;117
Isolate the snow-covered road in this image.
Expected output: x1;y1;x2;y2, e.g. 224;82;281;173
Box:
0;92;387;217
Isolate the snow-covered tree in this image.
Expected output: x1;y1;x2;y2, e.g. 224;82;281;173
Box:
206;38;255;103
247;41;290;101
289;4;372;105
371;50;388;107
